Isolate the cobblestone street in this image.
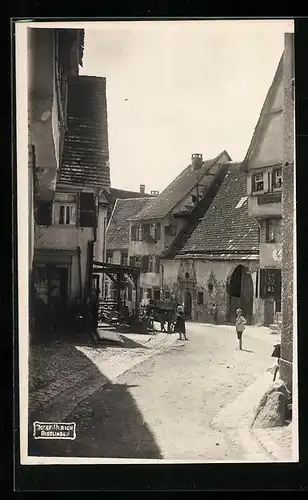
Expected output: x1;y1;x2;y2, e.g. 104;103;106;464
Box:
28;323;293;462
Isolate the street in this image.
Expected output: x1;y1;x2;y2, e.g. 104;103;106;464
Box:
28;323;283;461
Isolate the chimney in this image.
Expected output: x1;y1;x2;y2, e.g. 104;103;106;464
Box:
140;184;145;194
192;153;203;170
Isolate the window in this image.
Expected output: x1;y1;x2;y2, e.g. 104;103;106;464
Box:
106;252;113;263
164;290;170;300
153;288;161;300
150;224;157;239
252;173;264;192
146;288;153;299
53;203;76;225
127;286;133;301
149;255;156;272
140;287;144;299
273;168;282;189
192;195;198;204
134;255;143;268
265;218;282;243
121;253;128;266
165;225;176;237
78;192;95;227
197;291;204;305
208;283;214;292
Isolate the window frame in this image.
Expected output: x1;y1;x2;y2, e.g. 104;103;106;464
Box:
272;167;282;190
252;173;264;194
52;202;77;226
197;291;204;305
136;224;143;241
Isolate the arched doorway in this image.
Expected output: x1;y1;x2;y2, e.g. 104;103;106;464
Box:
184;291;192;319
228;265;253;324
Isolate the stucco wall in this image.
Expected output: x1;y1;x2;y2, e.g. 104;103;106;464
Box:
35;225;93;300
281;33;295;390
247;196;281;218
162;257;260;324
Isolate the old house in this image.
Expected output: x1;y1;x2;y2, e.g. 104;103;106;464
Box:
162;163;260;324
105;196;153;307
128;151;232;302
28;28;84;327
34;75;111;313
241;53;284;327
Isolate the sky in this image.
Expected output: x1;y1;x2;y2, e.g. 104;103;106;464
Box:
79;20;294;194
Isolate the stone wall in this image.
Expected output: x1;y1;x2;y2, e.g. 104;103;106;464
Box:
281;33;295;390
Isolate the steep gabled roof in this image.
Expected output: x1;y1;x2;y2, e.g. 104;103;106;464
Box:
57;76;110;192
106;197;153;251
178;163;259;256
131;150;231;221
242;53;284;172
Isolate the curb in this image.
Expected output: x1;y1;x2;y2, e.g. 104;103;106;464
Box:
211;370;292;461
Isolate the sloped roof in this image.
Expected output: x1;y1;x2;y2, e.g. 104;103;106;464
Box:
131;150;231;221
106;197;153;250
179;163;259;255
110;188;154;202
242;53;283;172
57;76;110;192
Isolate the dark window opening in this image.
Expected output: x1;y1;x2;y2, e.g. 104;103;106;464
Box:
164;290;170;300
265;218;282;243
229;266;243;298
121;253;128;266
153;288;160;300
197;291;204;305
127;286;132;301
272;168;282;189
106;252;113;264
147;288;152;299
208;283;214;292
37;201;52;226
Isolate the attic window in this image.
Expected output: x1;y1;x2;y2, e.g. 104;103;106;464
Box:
235;196;248;209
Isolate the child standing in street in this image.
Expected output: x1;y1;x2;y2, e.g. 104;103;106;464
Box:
235;308;246;350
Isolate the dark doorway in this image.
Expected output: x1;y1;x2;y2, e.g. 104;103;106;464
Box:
184;291;192;319
228;265;253;324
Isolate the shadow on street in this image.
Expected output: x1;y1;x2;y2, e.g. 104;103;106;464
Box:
28;337;162;459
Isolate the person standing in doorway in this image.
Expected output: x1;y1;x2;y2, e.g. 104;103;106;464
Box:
174;305;188;341
235;308;246;350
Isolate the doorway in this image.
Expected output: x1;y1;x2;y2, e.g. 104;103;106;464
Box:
228;265;253;324
184;291;192;319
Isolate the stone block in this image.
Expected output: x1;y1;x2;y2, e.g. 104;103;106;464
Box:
251;380;291;429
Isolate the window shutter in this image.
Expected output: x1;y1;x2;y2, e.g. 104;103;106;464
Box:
79;192;95;227
155;256;160;274
143;255;149;273
143;224;150;239
37;201;52;226
131;225;137;241
156;223;161;240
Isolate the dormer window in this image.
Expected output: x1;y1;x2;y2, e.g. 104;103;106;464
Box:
252;173;264;193
273;168;282;189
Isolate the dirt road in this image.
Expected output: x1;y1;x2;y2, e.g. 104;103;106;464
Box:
28;323;279;460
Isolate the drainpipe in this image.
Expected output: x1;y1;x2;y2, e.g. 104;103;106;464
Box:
77;245;82;299
102;214;107;299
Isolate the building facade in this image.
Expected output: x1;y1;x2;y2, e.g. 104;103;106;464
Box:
33;75;111;318
242;54;284;326
128;151;232;303
28;27;84;328
162;163;260;323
